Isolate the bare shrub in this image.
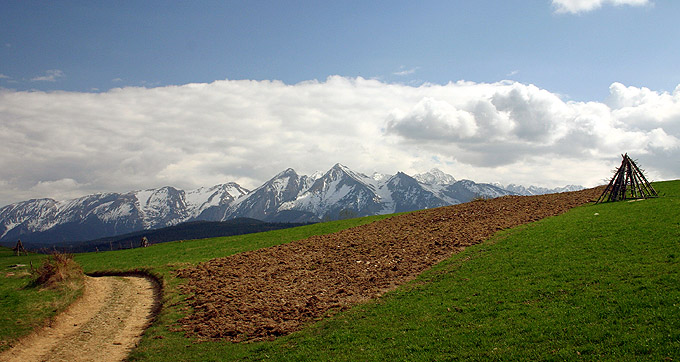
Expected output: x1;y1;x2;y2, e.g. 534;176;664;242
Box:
31;252;84;289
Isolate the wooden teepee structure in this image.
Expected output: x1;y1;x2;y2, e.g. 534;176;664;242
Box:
13;239;28;256
596;154;658;204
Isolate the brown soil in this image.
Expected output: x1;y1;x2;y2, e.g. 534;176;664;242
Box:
0;276;156;362
177;187;603;342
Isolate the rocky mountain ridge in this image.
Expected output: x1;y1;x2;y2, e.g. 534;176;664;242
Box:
0;164;582;245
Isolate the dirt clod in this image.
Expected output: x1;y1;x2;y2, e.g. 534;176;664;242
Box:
177;188;603;342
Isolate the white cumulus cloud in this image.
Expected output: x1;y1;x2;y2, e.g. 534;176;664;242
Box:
386;98;478;141
0;76;678;206
552;0;651;14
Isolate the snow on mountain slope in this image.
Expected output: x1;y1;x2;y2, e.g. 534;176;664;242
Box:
94;201;134;223
412;170;455;204
133;186;190;228
226;168;309;220
371;172;391;182
503;184;584;196
184;182;249;217
0;181;250;243
0;198;59;238
439;179;515;204
278;163;383;217
385;172;448;213
414;168;456;185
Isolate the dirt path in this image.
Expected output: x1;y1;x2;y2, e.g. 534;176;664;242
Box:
0;276;156;362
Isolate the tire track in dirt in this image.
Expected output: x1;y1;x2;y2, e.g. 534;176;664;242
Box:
178;187;603;342
0;276;156;362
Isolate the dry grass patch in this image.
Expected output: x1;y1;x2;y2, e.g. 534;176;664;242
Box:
30;252;84;290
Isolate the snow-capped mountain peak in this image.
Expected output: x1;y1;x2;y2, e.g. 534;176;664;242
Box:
308;170;324;181
184;182;249;215
327;163;368;183
414;168;456;185
226;167;309;220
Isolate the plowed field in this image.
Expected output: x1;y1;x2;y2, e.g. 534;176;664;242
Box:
177;188;602;342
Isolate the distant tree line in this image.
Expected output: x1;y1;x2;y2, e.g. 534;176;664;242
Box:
31;218;314;253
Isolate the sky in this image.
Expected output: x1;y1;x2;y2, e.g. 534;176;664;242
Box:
1;0;679;207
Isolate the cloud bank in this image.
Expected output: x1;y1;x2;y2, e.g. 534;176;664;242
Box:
552;0;651;13
1;77;679;206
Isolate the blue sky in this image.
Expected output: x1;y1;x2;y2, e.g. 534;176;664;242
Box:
1;0;679;207
2;1;677;100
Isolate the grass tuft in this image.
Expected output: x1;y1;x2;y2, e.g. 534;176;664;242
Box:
30;252;84;290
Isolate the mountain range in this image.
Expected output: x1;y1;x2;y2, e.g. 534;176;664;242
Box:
0;164;581;246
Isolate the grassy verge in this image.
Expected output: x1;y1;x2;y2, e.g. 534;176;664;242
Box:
0;250;84;352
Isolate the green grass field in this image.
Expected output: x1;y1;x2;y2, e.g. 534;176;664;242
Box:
1;181;678;360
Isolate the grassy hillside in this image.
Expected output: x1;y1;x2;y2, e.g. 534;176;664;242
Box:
245;180;677;361
1;181;678;360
